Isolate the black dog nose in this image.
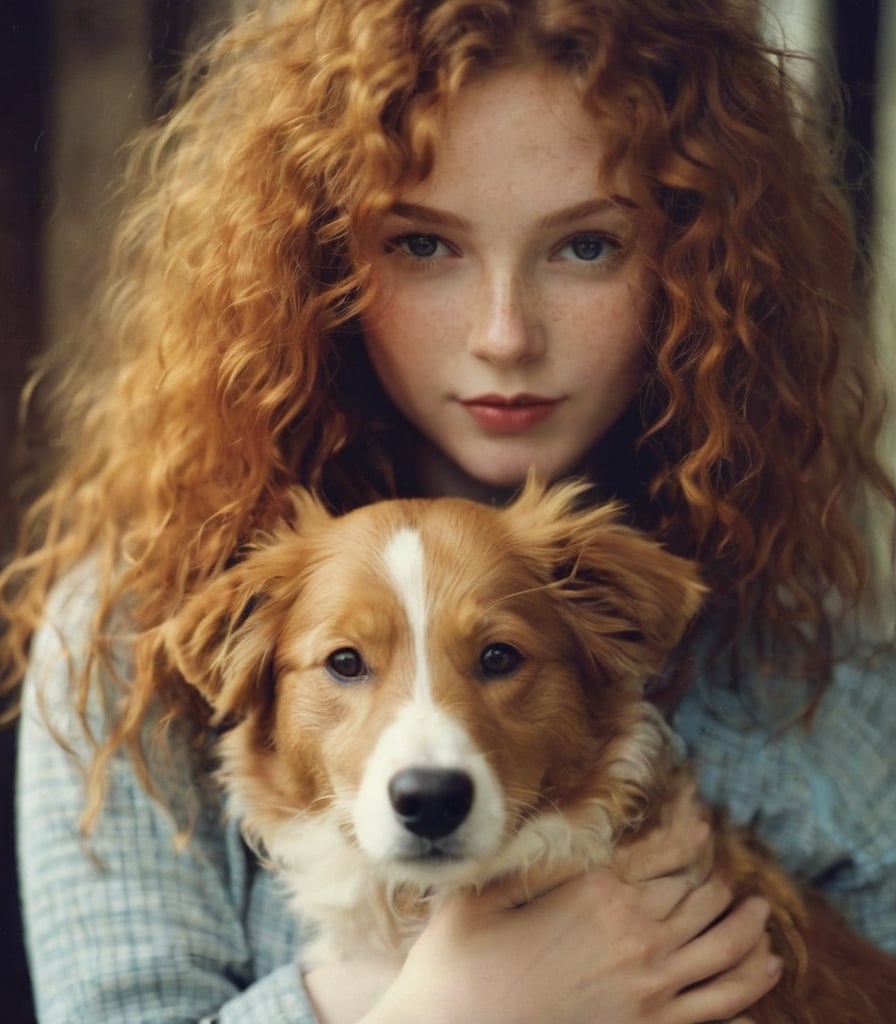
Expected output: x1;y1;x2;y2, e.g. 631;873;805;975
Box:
388;768;474;840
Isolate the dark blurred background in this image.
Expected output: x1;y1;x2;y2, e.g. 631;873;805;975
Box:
0;1;887;1020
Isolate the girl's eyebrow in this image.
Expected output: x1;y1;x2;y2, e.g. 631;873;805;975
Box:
389;202;471;230
386;196;638;232
539;195;638;230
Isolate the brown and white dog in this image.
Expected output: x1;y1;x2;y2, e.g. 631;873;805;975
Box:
161;479;895;1021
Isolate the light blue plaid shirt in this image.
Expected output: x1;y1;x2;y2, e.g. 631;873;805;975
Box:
17;563;896;1023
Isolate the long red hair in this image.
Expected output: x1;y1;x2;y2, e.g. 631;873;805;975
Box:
2;0;893;824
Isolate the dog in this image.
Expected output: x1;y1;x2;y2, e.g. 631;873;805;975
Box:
160;478;895;1021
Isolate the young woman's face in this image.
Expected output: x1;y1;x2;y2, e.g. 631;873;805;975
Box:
362;67;653;497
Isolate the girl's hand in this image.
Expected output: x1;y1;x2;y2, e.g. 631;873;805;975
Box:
310;782;780;1024
365;871;776;1024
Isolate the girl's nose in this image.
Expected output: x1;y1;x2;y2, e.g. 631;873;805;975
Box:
466;272;546;366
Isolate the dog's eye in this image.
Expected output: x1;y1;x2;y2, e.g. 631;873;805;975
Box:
479;642;523;678
325;647;368;683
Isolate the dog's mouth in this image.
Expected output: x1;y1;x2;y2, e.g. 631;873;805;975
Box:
395;836;467;865
382;834;495;889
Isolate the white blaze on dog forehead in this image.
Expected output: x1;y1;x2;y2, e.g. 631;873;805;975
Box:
382;527;433;703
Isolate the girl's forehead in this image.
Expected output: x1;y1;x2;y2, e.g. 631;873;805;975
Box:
439;66;598;145
395;67;634;211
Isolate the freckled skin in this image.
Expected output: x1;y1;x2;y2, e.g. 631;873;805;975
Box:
362;67;654;494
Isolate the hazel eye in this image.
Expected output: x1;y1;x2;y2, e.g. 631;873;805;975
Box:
325;647;369;683
479;642;523;679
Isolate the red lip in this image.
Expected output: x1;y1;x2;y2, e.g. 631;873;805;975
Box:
462;394;560;433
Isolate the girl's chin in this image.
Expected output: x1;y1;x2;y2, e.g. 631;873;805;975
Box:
418;443;577;504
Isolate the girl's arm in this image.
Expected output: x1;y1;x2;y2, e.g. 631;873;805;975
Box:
17;571;315;1024
673;653;896;954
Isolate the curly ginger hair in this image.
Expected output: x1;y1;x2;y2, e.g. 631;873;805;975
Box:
2;0;894;822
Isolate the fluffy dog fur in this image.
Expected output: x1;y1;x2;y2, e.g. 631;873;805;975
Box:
161;479;895;1021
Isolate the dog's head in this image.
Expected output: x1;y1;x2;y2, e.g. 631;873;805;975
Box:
159;479;704;888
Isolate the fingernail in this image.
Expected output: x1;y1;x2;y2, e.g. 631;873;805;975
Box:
767;956;783;978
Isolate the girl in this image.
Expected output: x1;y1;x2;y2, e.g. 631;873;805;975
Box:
6;1;895;1021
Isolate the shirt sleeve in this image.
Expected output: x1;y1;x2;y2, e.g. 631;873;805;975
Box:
673;651;896;954
16;568;318;1024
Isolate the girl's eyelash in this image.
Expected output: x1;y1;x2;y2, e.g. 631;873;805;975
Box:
386;233;450;261
553;231;622;263
383;229;624;268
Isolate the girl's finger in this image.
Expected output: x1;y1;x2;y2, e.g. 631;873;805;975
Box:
615;784;714;883
628;859;719;923
669;896;773;989
669;927;781;1024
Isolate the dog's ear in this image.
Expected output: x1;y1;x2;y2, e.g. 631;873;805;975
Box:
508;476;706;687
157;487;332;720
156;561;280;722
